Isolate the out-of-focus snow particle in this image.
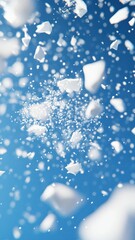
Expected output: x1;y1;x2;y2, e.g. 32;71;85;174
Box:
2;0;34;28
124;40;134;52
39;213;56;232
34;46;45;63
36;21;52;35
110;40;121;50
18;78;28;88
0;171;5;176
57;34;67;47
8;61;24;76
2;77;13;89
131;127;135;135
74;0;87;18
109;7;129;24
55;142;65;158
70;130;82;148
0;38;20;59
88;142;102;161
101;190;108;196
57;78;82;94
71;36;77;46
27;152;35;159
65;160;84;175
110;98;125;113
0;104;7;115
41;183;83;216
85;100;103;119
79;185;135;240
13;227;21;239
28;102;51;121
83;60;106;94
111;141;123;153
27;125;46;136
0;147;7;155
128;17;135;26
22;26;31;48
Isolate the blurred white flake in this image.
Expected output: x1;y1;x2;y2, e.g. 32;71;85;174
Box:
74;0;87;18
65;160;84;175
109;7;129;24
70;130;82;148
110;40;121;50
39;213;56;232
110;98;125;113
27;125;46;136
36;21;52;35
57;78;82;94
34;46;45;62
111;141;123;153
85;100;103;119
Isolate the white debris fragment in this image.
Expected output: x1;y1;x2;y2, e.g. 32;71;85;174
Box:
19;77;28;88
57;34;67;47
34;46;45;63
128;17;135;26
36;21;52;35
55;142;65;158
88;142;102;161
0;104;7;115
28;102;51;121
0;38;20;59
110;98;125;113
0;171;5;176
71;36;77;46
41;183;83;216
70;130;82;148
8;61;24;76
65;160;84;175
27;125;46;136
85;100;103;119
119;0;131;4
27;152;35;159
83;60;106;94
79;185;135;240
39;213;56;232
2;77;13;89
57;78;82;94
124;40;134;51
0;147;7;155
109;7;129;24
22;26;31;48
110;40;121;50
131;127;135;135
13;227;21;239
111;141;123;153
2;0;34;28
74;0;87;18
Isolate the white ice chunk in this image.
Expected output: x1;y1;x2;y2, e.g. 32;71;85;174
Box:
65;160;84;175
41;183;83;216
39;213;56;232
111;141;123;153
131;127;135;135
28;102;51;121
83;60;105;94
36;21;52;35
2;0;34;28
57;78;82;94
128;17;135;26
85;100;103;119
0;147;7;155
0;38;20;59
124;40;134;51
0;171;5;176
71;36;77;46
0;104;7;115
79;185;135;240
110;40;121;50
110;98;125;113
27;125;46;136
8;61;24;76
70;130;82;148
74;0;87;18
109;7;129;24
22;27;31;48
34;46;45;63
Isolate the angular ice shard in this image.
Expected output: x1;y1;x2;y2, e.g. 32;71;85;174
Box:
83;60;105;94
39;213;56;232
34;46;45;63
110;98;125;113
70;130;82;148
109;7;129;24
110;40;121;50
119;0;131;4
13;227;21;239
57;78;82;94
111;141;123;153
85;100;103;119
131;127;135;135
65;160;84;175
27;124;46;136
36;21;52;35
22;26;31;48
74;0;87;18
28;102;51;121
125;40;134;51
2;0;34;28
129;17;135;26
79;185;135;240
0;104;7;115
41;183;83;216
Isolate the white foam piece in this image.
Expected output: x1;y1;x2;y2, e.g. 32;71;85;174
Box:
57;78;82;94
41;183;83;216
70;130;82;148
85;100;103;119
111;141;123;153
65;160;84;175
27;124;46;136
34;46;45;63
28;102;51;121
8;61;24;76
2;0;34;28
124;40;134;51
128;17;135;26
110;40;121;50
110;98;125;113
109;7;129;24
74;0;87;18
39;213;56;232
79;185;135;240
36;21;52;35
0;38;20;59
83;60;105;94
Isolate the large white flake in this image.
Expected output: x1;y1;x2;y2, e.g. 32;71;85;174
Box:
109;7;129;24
57;78;82;94
110;98;125;113
36;21;52;35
